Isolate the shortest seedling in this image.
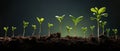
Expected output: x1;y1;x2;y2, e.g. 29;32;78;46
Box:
106;28;110;37
81;27;87;38
66;26;72;36
48;23;54;36
12;26;16;37
3;27;9;37
32;24;36;36
112;29;118;39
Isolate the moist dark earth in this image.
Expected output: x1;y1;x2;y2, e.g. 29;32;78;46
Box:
0;33;120;50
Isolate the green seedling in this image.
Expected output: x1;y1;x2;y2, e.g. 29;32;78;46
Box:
99;21;107;35
66;26;72;36
12;26;16;37
3;26;9;37
81;27;87;38
106;28;110;37
69;15;83;36
36;17;44;35
90;7;108;41
48;23;54;36
23;20;29;37
55;15;65;33
90;25;95;36
32;24;36;36
112;29;118;39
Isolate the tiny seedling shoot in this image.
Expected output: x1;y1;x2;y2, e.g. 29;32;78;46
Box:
106;28;110;37
90;25;95;36
32;24;36;36
55;15;65;33
112;29;118;39
36;17;44;35
69;15;83;36
99;21;107;35
3;26;9;37
66;26;72;36
23;20;29;37
90;7;108;41
81;27;87;38
12;26;16;37
48;23;54;36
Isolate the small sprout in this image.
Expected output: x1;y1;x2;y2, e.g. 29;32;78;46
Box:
55;15;65;33
112;29;118;39
90;25;95;36
69;15;83;36
48;23;54;36
12;26;16;37
66;26;72;35
3;26;9;37
55;15;65;23
106;28;110;37
81;27;87;38
100;21;107;35
36;17;44;35
32;24;37;36
23;20;29;37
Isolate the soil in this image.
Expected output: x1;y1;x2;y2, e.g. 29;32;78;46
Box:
0;32;120;50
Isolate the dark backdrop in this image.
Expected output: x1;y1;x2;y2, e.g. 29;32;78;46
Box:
0;0;119;37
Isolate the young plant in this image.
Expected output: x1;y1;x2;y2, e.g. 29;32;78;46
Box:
99;21;107;35
23;20;29;37
3;26;9;37
12;26;16;37
106;28;110;37
55;15;65;33
36;17;44;35
112;29;118;39
48;23;54;36
69;15;83;36
66;26;72;36
32;24;36;36
81;27;87;38
90;7;108;41
90;25;95;36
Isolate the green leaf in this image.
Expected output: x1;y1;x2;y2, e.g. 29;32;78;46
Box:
3;27;9;31
69;15;83;26
106;28;110;33
48;23;53;28
81;27;87;32
90;17;96;20
36;17;44;24
90;25;95;31
98;7;106;14
95;7;98;11
101;13;108;17
12;26;16;31
90;8;97;13
66;26;72;32
55;15;65;23
23;20;29;28
112;29;118;34
32;24;36;30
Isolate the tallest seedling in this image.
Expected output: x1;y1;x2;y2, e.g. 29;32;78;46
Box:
36;17;44;35
69;15;83;36
90;7;108;41
55;15;65;33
